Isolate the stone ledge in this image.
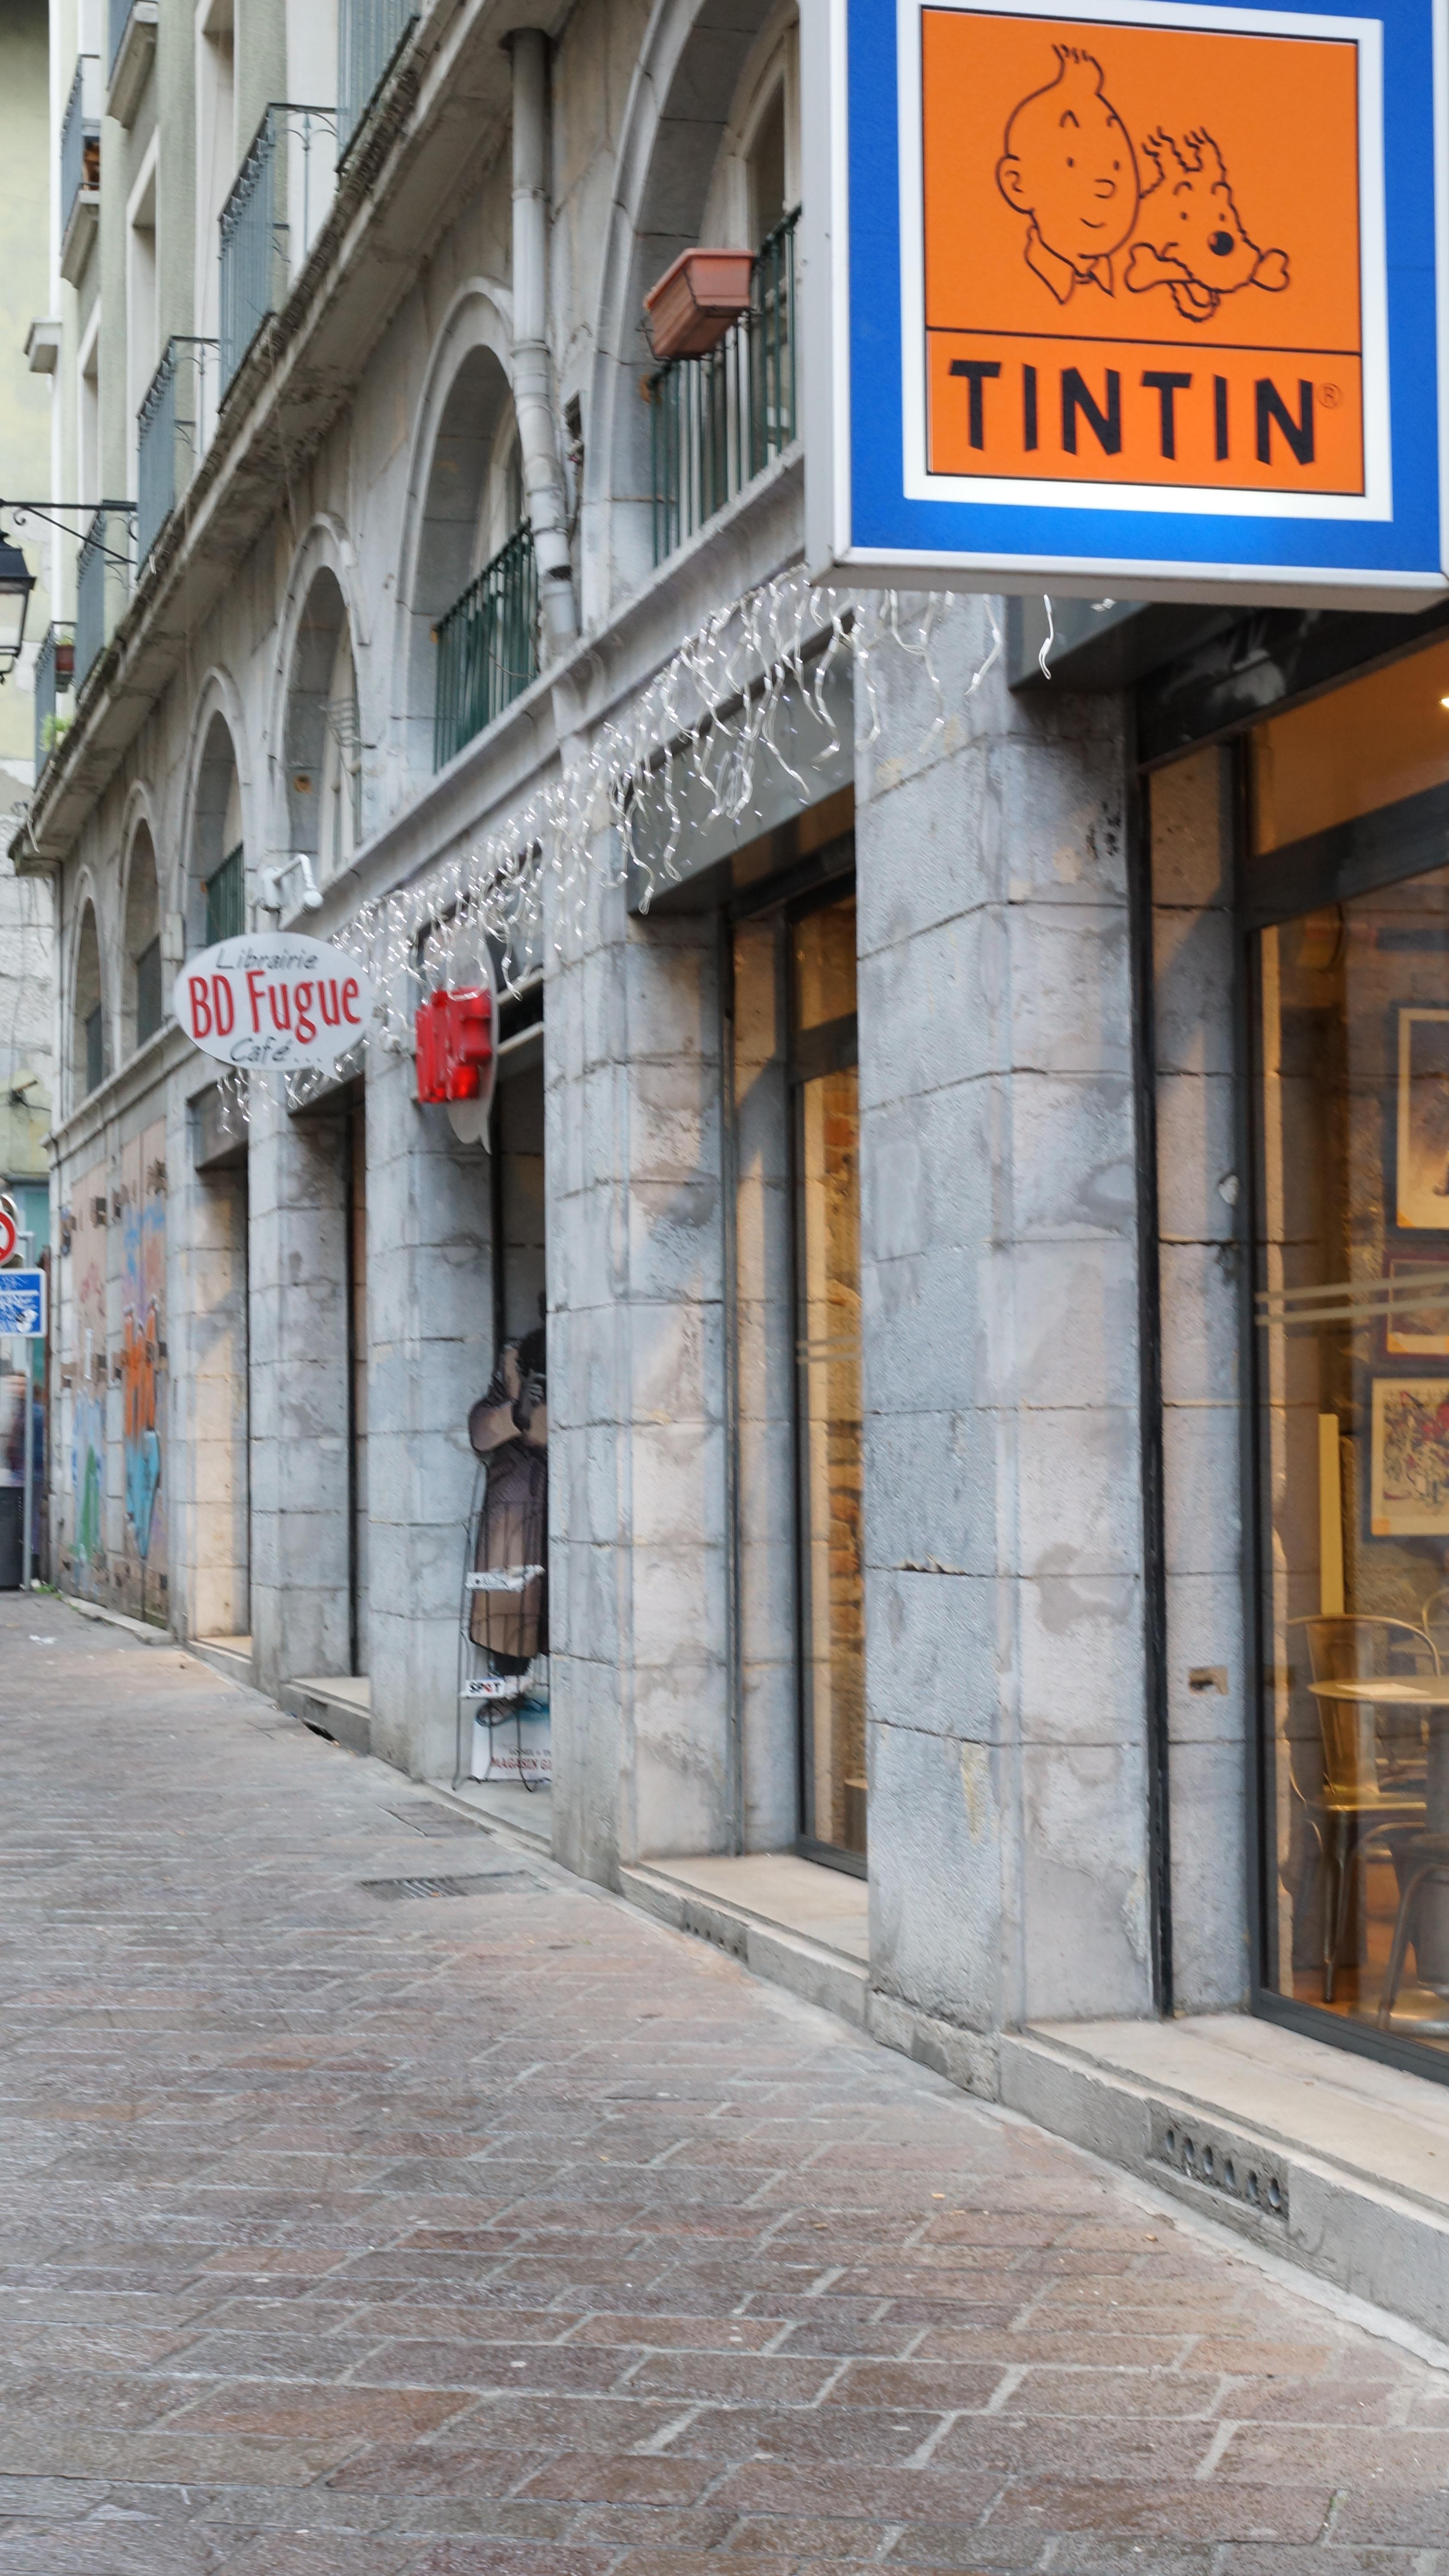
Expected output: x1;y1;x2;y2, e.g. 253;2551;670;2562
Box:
1002;2016;1449;2350
280;1676;373;1758
59;1594;173;1647
619;1862;870;2027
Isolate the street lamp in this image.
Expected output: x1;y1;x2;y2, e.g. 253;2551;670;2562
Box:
0;537;36;682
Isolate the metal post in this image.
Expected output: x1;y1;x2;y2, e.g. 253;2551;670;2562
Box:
18;1229;33;1588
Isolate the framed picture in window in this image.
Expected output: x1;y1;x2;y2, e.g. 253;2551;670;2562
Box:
1395;1008;1449;1228
1384;1257;1449;1358
1370;1376;1449;1535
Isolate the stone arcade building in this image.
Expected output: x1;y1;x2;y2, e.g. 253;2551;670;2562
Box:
25;0;1449;2335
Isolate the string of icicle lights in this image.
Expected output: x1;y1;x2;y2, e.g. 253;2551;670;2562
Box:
212;571;1000;1132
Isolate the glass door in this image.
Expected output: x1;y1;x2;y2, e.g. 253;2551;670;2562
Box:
1249;638;1449;2066
790;891;865;1866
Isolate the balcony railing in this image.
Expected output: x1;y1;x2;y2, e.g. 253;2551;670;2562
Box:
339;0;418;158
34;624;75;778
107;0;158;122
138;338;219;567
219;104;337;395
75;506;136;696
205;845;246;946
433;524;538;772
61;56;101;273
649;207;799;565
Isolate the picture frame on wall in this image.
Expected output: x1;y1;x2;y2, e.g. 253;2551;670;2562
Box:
1395;1008;1449;1227
1384;1258;1449;1358
1369;1376;1449;1535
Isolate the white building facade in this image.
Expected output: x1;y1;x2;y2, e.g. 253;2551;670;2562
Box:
27;0;1449;2327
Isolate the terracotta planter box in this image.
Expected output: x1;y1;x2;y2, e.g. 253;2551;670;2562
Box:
645;248;754;360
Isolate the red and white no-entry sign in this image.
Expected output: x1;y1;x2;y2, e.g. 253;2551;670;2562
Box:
0;1203;17;1265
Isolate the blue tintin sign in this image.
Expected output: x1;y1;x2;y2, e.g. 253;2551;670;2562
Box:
802;0;1449;604
0;1271;45;1339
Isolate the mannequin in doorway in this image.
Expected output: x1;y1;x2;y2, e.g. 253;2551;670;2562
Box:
467;1298;547;1676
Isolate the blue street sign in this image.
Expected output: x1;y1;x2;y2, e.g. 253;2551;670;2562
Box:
803;0;1449;606
0;1271;46;1338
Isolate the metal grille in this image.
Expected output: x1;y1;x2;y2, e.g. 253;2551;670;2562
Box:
649;208;799;565
360;1871;535;1900
219;105;337;395
34;624;74;778
433;523;538;771
135;936;163;1045
138;338;218;567
61;57;99;248
75;507;135;695
108;0;136;78
205;845;245;945
339;0;418;157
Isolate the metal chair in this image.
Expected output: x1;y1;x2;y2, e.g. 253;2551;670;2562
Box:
1377;1833;1449;2029
1291;1616;1432;2002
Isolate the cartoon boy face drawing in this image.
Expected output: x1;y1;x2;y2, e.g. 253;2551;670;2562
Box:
997;48;1140;301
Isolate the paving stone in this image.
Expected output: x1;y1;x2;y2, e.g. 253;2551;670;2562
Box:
0;1599;1445;2570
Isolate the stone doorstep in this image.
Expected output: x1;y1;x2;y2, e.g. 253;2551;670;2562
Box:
1002;2015;1449;2351
279;1673;373;1757
424;1775;554;1858
620;1858;873;2031
188;1633;255;1689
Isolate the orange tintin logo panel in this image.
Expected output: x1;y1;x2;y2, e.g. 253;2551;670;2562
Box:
922;9;1364;493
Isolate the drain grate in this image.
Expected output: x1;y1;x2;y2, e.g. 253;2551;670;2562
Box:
360;1871;535;1901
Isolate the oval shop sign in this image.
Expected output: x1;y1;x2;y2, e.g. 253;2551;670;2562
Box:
173;932;374;1072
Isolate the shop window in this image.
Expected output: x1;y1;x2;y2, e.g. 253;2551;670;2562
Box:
1251;636;1449;2064
731;868;863;1868
791;891;864;1864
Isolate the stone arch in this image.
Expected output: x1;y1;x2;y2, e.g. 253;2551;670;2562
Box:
180;676;251;953
120;807;163;1054
70;892;106;1106
584;0;794;609
394;284;517;780
281;565;361;884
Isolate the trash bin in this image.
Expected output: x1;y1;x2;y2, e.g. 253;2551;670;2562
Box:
0;1487;22;1589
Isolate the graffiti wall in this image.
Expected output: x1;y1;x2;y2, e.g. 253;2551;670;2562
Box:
117;1126;167;1621
61;1129;167;1623
65;1163;108;1601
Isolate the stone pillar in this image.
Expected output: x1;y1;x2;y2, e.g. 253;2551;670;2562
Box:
548;860;730;1883
365;1038;494;1784
245;1083;352;1692
1150;746;1248;2011
856;601;1153;2088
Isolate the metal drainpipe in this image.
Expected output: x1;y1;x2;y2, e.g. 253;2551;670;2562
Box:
510;28;579;656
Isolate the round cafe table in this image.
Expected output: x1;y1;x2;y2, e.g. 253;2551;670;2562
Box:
1309;1676;1449;2017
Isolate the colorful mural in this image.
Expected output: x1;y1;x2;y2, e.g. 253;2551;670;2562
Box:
61;1130;167;1620
118;1126;167;1621
67;1164;108;1601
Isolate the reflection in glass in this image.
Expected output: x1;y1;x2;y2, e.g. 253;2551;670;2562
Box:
1255;865;1449;2052
795;1048;865;1859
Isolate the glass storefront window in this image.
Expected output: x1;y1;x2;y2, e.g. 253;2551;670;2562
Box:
791;895;865;1862
1252;658;1449;2058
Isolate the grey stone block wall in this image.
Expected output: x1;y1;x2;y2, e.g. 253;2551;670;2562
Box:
1150;746;1249;2014
547;860;733;1882
856;602;1155;2054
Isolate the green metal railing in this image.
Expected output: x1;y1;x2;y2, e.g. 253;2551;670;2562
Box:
649;207;799;565
219;104;336;394
339;0;418;157
433;523;538;771
34;624;74;778
205;845;245;945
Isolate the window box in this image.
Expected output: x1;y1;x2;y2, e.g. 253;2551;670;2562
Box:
644;247;754;360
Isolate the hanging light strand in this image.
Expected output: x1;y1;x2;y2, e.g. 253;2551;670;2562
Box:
225;574;999;1118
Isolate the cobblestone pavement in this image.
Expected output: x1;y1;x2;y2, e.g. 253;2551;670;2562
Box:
1;1599;1448;2574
